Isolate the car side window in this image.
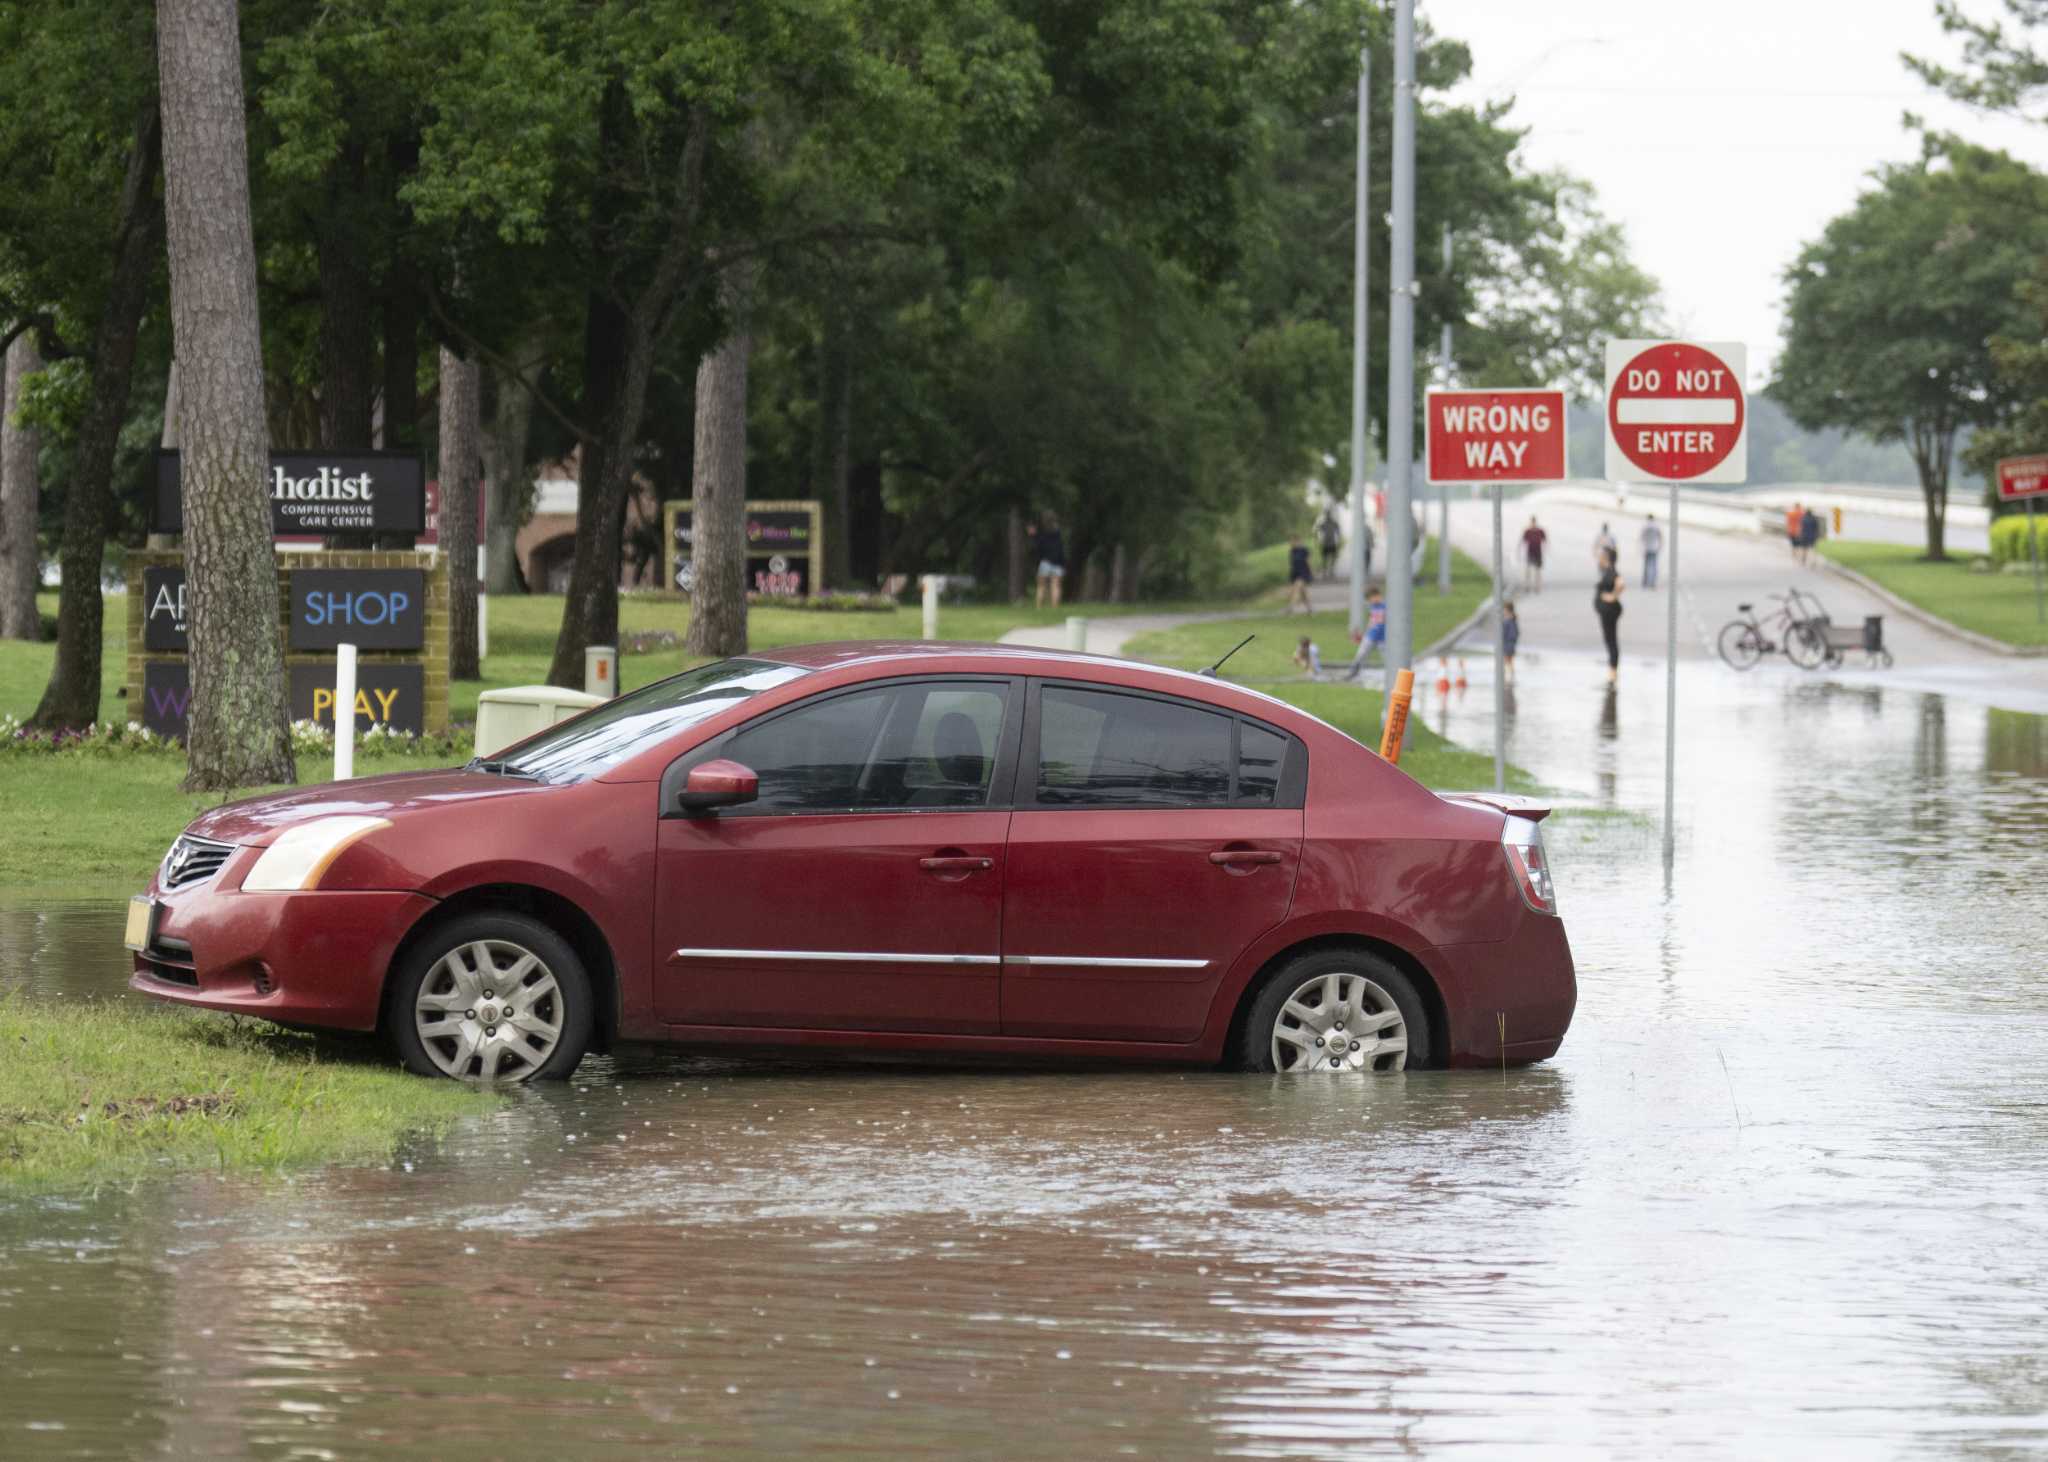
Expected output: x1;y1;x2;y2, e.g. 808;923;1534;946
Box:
702;680;1012;814
1035;686;1233;807
1237;721;1288;806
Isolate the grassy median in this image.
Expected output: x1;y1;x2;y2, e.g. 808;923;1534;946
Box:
1820;540;2048;649
0;996;491;1191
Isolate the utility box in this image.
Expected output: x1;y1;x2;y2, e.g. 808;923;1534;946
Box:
474;684;606;758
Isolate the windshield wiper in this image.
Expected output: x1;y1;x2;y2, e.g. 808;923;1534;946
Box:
467;757;539;779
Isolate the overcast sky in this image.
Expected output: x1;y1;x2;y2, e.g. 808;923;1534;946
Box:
1426;0;2047;385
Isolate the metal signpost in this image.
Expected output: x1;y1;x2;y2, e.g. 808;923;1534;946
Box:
1383;0;1417;729
1425;387;1568;791
1437;225;1454;597
1996;455;2048;624
1603;339;1749;862
1346;44;1371;642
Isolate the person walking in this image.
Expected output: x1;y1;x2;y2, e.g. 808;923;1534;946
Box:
1287;535;1313;614
1640;513;1663;590
1785;501;1804;565
1032;511;1065;610
1344;586;1387;678
1593;521;1617;569
1798;505;1821;567
1520;516;1547;593
1500;599;1520;684
1593;545;1625;685
1315;507;1341;580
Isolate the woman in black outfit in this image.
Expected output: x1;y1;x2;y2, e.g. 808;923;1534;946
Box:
1593;547;1624;684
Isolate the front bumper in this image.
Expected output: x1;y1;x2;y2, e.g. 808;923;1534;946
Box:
129;881;435;1031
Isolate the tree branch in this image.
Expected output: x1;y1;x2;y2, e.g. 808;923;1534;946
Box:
421;281;592;446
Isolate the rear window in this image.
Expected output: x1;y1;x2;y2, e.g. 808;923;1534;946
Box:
491;659;808;783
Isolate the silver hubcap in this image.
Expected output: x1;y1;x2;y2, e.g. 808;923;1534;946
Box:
1270;971;1408;1074
415;939;562;1081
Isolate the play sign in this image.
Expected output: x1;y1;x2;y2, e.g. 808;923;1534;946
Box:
1604;340;1747;483
1426;389;1567;483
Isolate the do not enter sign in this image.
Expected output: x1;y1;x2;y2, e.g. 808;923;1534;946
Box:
1604;339;1748;484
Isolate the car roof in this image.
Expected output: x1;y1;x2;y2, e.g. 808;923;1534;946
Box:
752;640;1303;717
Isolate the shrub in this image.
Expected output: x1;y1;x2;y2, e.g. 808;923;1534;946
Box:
0;714;471;762
1990;512;2048;566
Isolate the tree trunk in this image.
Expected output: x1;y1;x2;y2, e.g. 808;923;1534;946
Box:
814;310;852;591
1109;541;1130;603
1006;504;1026;603
29;110;162;731
438;346;481;679
480;354;534;595
1911;434;1950;562
686;268;754;658
158;0;294;788
0;334;42;640
1079;549;1106;603
317;150;376;449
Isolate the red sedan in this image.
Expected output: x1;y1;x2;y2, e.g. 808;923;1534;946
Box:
128;643;1574;1080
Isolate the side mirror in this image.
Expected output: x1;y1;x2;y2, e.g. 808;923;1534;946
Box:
676;758;759;814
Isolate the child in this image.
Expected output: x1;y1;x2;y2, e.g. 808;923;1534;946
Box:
1501;599;1519;684
1345;587;1387;678
1292;635;1323;678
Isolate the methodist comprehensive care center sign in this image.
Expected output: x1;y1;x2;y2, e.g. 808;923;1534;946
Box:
152;450;427;537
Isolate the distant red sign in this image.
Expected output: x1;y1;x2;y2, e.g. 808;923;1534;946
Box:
1996;455;2048;502
1425;389;1568;484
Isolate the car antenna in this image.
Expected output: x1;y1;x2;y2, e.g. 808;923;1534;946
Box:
1201;634;1255;678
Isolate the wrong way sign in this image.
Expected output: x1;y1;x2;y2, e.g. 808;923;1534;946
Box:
1426;388;1568;484
1997;455;2048;502
1604;339;1747;483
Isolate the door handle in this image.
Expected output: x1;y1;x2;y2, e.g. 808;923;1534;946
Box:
1209;849;1282;866
920;855;994;872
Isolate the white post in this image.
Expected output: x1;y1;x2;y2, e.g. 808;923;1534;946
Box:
333;643;356;782
1664;482;1680;862
584;645;617;699
1346;44;1372;640
921;574;940;640
1065;615;1088;652
1492;484;1506;793
1383;0;1418;728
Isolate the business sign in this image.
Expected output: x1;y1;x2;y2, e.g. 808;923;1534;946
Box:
665;500;822;598
421;477;487;546
154;451;426;537
141;661;191;738
289;569;426;651
1426;389;1568;483
1603;340;1748;483
141;566;189;652
1996;455;2048;503
290;662;425;736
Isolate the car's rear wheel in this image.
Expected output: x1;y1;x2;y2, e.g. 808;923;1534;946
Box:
1239;950;1428;1074
388;912;591;1082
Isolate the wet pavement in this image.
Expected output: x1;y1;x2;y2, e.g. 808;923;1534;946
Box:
5;653;2048;1456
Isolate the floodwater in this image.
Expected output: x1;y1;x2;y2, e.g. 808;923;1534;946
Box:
5;662;2048;1458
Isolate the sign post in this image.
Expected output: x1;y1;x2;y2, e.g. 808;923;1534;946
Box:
1426;387;1569;791
1604;339;1749;864
1996;455;2048;624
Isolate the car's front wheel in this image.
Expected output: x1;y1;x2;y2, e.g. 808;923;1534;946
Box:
388;912;592;1082
1240;950;1428;1074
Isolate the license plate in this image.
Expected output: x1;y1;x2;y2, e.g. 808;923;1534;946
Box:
124;896;156;953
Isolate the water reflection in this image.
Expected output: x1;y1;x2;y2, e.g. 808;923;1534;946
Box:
4;665;2048;1456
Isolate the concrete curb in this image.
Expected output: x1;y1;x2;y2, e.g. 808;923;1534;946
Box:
1419;598;1494;661
1815;555;2048;659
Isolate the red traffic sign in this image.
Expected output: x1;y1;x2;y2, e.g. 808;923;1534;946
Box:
1997;455;2048;502
1425;389;1568;484
1603;340;1747;483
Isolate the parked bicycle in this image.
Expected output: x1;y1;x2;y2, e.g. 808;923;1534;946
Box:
1718;591;1828;671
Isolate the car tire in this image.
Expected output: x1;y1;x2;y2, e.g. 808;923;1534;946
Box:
387;911;593;1082
1239;949;1429;1075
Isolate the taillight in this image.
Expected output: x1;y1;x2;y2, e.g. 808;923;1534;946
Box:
1501;816;1557;914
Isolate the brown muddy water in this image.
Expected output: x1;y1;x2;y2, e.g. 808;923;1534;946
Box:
4;667;2048;1458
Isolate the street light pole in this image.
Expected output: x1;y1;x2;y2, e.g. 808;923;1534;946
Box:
1347;44;1372;641
1438;223;1453;596
1383;0;1417;723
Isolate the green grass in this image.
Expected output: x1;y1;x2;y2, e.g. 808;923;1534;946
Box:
1260;681;1541;793
0;995;491;1191
1820;540;2048;649
1122;541;1493;680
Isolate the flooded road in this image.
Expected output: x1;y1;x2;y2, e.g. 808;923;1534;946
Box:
6;662;2048;1457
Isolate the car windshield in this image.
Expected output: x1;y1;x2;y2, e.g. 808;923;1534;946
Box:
486;659;810;783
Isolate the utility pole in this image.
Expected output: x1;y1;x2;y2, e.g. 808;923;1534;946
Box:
1347;45;1372;640
1383;0;1417;721
1437;224;1453;596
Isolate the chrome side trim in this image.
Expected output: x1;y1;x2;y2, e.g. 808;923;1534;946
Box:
1005;955;1210;970
670;948;1000;966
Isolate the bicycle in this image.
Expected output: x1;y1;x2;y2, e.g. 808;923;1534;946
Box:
1718;592;1828;671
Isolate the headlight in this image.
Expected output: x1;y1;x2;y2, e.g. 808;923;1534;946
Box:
242;816;391;892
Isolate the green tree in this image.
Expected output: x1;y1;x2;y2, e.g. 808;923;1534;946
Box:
1774;143;2048;558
